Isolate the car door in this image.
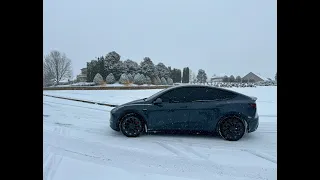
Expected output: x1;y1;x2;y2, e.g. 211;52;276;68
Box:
149;87;191;131
187;87;221;131
146;102;174;131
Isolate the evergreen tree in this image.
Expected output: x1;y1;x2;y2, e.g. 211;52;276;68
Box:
140;57;157;78
167;77;173;85
185;67;189;83
152;75;161;85
93;73;104;85
87;60;99;82
124;59;140;75
161;77;167;85
229;75;235;82
119;73;130;84
223;75;229;82
97;56;106;79
127;73;134;83
236;76;242;82
172;68;182;83
146;76;152;85
155;63;170;79
167;66;172;79
182;67;190;83
106;73;116;84
133;74;145;85
196;69;207;84
104;51;121;78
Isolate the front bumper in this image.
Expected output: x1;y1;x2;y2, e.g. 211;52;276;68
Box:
110;112;120;131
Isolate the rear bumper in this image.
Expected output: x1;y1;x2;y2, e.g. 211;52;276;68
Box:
247;115;259;133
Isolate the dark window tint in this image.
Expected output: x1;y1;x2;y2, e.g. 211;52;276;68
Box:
159;88;192;103
188;87;237;101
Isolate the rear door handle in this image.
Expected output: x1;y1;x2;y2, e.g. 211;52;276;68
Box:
168;109;174;112
180;106;188;108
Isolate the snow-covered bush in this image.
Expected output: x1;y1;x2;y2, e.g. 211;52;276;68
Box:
152;76;161;85
167;77;173;85
127;73;133;83
140;74;146;84
146;76;152;85
106;73;116;84
133;74;144;85
93;73;104;85
161;77;167;85
119;73;130;84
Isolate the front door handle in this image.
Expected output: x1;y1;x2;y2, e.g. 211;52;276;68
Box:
168;109;174;112
180;106;188;108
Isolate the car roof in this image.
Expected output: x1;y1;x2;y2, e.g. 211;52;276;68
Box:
167;84;248;97
168;84;227;91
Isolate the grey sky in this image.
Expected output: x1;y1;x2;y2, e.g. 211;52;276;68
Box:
44;0;276;79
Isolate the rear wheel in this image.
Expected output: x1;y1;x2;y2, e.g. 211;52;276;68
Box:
120;113;143;137
218;117;245;141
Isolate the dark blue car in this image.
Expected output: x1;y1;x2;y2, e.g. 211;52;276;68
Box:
110;85;259;141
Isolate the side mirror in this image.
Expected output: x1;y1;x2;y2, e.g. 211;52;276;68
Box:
153;98;162;104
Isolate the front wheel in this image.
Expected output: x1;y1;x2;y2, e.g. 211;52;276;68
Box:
218;117;246;141
120;113;143;137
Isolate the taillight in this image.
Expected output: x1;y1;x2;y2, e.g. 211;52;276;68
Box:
249;103;256;109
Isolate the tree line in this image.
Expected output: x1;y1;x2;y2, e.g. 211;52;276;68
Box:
86;51;198;85
44;50;277;87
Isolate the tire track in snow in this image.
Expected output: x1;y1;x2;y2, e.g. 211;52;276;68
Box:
154;142;185;157
44;120;111;138
43;154;63;180
154;142;208;160
53;124;71;137
182;145;209;160
44;100;110;112
43;144;52;165
241;149;277;164
44;126;65;180
43;94;117;107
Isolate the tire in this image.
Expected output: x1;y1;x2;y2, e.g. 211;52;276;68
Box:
218;117;246;141
120;113;143;137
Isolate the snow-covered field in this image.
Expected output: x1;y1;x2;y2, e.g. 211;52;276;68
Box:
43;86;277;180
44;86;276;117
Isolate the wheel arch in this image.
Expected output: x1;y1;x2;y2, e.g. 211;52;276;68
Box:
216;112;248;133
117;110;148;132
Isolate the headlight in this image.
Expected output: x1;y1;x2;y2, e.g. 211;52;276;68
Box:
111;106;120;113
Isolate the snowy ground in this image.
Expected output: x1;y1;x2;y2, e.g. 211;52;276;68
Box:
43;87;277;180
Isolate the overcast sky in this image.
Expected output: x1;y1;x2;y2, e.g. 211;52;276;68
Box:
44;0;276;79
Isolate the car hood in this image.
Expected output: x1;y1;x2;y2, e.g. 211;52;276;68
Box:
122;98;147;105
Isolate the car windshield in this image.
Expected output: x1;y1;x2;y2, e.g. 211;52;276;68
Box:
145;87;173;101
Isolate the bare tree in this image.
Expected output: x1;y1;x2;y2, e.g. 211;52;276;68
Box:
44;50;72;85
43;61;55;87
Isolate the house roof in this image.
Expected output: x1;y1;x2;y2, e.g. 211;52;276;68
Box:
242;72;270;81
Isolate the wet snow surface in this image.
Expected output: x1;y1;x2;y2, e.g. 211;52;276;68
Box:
43;86;277;180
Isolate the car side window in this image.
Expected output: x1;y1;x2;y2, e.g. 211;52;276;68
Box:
159;88;191;103
213;89;237;100
187;87;210;101
189;87;236;101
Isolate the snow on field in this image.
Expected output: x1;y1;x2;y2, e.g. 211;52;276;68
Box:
44;86;277;117
43;87;277;180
